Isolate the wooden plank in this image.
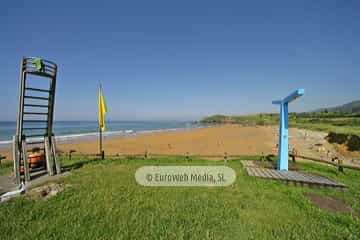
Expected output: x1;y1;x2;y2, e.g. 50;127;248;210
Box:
319;176;344;186
245;166;346;188
313;176;334;185
292;172;309;183
267;169;283;179
248;167;257;177
243;159;346;188
246;167;252;175
262;169;276;179
277;171;292;181
251;168;259;177
298;172;317;183
269;169;286;180
296;172;319;184
252;168;263;178
286;171;300;182
286;171;307;182
249;167;257;177
255;168;267;178
318;176;346;187
263;169;275;179
304;173;333;186
304;173;324;182
246;167;254;176
276;170;292;181
282;171;299;181
285;171;306;183
252;168;263;177
305;174;334;187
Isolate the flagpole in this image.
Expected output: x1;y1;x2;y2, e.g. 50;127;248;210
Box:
99;84;104;160
98;83;106;160
99;125;103;160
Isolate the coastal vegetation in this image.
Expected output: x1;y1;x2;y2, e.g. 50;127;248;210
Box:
201;100;360;136
201;112;360;153
0;156;359;239
201;112;360;136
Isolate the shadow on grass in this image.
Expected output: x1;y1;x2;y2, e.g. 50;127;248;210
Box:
59;155;248;172
61;157;102;172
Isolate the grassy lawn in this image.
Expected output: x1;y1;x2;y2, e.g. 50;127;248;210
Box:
0;161;12;176
0;156;359;239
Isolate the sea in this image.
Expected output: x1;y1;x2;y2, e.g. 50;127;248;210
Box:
0;121;205;150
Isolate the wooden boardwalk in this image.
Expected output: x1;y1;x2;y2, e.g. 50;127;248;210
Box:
243;161;347;188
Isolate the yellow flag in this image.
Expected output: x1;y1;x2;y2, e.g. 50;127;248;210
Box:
98;86;107;131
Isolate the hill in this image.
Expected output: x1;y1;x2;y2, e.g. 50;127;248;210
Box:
314;100;360;113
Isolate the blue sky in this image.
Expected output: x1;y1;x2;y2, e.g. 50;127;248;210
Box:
1;0;359;121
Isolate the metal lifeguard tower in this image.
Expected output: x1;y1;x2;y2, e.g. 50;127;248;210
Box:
13;57;61;184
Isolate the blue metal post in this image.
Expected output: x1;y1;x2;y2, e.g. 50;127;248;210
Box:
277;102;288;170
273;89;304;171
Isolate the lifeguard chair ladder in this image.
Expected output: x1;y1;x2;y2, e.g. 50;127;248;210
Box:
13;57;61;184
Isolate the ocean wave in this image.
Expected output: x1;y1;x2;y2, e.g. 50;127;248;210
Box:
0;125;205;150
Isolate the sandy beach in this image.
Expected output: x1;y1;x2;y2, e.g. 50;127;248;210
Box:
1;124;358;166
0;125;275;160
57;124;277;156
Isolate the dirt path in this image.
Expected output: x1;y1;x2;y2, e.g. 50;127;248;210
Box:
288;128;360;167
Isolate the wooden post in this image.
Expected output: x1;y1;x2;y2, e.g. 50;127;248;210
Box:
47;61;57;141
69;149;76;160
21;140;30;182
51;136;61;174
99;127;104;160
45;137;54;176
337;158;344;172
0;155;5;164
16;58;25;144
13;136;20;184
224;152;228;163
291;148;297;163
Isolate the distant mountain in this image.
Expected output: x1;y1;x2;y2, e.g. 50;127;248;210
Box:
314;100;360;113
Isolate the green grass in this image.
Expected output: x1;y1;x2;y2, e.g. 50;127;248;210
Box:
0;161;12;175
0;156;359;239
290;114;360;135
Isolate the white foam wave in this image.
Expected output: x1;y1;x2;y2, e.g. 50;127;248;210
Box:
0;125;206;150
